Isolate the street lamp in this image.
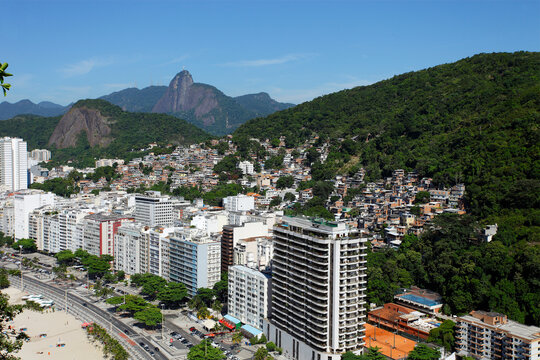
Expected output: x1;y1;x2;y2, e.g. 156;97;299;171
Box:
161;304;165;341
19;245;23;290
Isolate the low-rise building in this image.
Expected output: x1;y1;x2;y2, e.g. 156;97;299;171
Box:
456;310;540;360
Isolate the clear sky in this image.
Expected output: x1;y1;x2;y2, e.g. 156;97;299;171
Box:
3;0;539;106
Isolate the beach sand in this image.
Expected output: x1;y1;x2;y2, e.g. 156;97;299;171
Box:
2;287;105;360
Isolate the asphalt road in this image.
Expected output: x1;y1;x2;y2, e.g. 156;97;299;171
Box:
8;272;166;360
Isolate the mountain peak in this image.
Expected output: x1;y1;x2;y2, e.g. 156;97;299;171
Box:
153;69;200;115
171;70;194;90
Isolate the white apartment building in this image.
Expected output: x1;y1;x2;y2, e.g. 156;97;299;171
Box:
148;227;175;280
221;221;269;272
228;265;271;331
265;217;367;360
190;213;228;235
135;191;174;227
13;190;55;240
238;161;254;175
28;149;51;162
95;159;124;168
0;198;15;237
36;208;84;252
169;228;221;296
233;236;273;271
29;208;117;253
223;194;255;212
456;310;540;360
0;137;28;192
114;223;145;275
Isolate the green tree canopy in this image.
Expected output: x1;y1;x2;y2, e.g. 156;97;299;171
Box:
133;306;162;327
54;250;75;265
12;238;37;253
157;281;188;306
187;339;226;360
407;344;441;360
195;288;216;307
276;175;294;189
341;347;385;360
414;191;431;204
212;274;228;303
427;320;455;352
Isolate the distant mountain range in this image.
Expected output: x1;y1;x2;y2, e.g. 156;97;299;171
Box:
0;70;294;135
0;100;69;119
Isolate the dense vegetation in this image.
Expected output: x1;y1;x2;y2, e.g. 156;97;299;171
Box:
235;52;539;227
99;86;167;113
0;291;27;359
368;214;540;325
0;99;212;168
74;249;114;279
130;273;188;307
0;114;59;149
233;92;294;118
85;323;129;360
30;177;79;197
235;52;540;325
106;294;162;327
187;339;226;360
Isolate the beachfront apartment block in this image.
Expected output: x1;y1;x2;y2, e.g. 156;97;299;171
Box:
81;213;134;256
114;223;145;275
456;310;540;360
265;216;367;360
228;265;271;331
169;228;221;296
14;190;55;240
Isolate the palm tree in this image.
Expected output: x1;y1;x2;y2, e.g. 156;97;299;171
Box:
232;331;243;344
197;307;210;319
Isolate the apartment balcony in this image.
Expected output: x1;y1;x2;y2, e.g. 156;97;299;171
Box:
307;331;328;345
307;312;328;322
306;299;328;312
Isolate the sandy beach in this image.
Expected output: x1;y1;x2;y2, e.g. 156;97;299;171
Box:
2;287;105;360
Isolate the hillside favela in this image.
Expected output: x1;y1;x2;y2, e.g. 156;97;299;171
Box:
0;1;539;360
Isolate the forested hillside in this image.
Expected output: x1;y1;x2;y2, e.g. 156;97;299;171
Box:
0;99;211;167
100;86;167;113
235;52;539;225
235;51;540;325
0;114;59;149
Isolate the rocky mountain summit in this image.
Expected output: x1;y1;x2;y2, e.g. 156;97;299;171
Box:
151;70;254;135
48;103;113;148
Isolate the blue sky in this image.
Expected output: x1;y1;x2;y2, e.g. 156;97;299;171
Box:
3;0;539;105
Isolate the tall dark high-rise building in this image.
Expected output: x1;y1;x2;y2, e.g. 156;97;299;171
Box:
265;216;367;360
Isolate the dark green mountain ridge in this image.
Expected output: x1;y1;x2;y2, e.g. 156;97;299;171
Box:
0;99;68;119
235;51;539;220
100;86;167;113
0;99;211;167
236;51;540;325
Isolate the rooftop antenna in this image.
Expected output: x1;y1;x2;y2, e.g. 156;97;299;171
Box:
182;65;186;71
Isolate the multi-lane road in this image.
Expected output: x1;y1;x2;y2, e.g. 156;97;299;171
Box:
8;273;168;360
